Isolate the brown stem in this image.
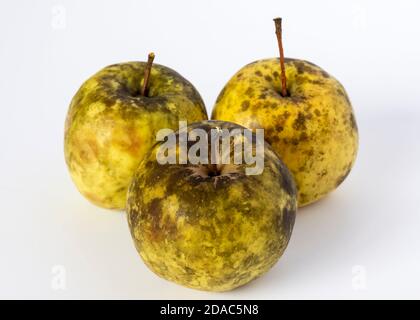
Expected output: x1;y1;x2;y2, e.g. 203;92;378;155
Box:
140;52;155;96
273;18;288;97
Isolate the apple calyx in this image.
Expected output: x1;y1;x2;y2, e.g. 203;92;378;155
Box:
141;52;155;97
273;17;288;97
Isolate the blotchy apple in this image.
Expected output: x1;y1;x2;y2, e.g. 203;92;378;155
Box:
64;62;207;209
127;120;297;291
212;58;358;206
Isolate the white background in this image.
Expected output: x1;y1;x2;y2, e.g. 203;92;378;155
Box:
1;0;419;299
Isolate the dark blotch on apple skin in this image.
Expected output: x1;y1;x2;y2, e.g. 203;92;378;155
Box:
336;88;345;98
321;70;330;78
243;254;259;269
292;112;307;130
88;78;125;108
280;170;297;198
245;87;255;98
264;75;273;82
280;206;296;239
241;100;250;111
147;198;164;240
290;138;300;146
293;60;331;79
299;132;309;142
294;61;317;75
255;70;263;77
299;193;308;203
309;79;324;85
265;131;280;143
320;169;328;177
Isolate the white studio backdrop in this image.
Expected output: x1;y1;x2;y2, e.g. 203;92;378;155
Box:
0;0;419;299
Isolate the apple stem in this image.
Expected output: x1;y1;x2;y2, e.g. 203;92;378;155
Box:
141;52;155;96
273;18;288;97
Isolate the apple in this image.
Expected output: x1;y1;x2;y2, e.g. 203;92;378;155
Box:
211;18;358;206
64;54;208;209
126;120;297;291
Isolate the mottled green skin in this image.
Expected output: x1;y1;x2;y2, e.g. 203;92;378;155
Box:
64;62;207;209
212;58;358;207
127;120;297;291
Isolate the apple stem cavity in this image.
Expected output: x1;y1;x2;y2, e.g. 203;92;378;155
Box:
141;52;155;97
273;18;288;97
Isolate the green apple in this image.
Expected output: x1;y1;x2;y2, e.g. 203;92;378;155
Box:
64;56;208;209
212;19;358;206
126;120;297;291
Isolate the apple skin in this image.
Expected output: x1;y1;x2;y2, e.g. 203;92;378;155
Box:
64;62;207;209
212;58;358;207
126;120;297;291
